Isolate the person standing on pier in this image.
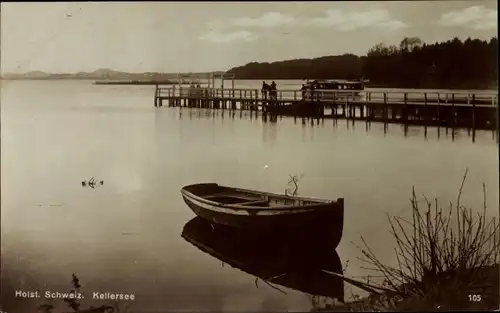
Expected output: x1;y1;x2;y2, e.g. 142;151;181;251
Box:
270;81;277;101
261;81;269;99
301;84;307;100
310;80;318;102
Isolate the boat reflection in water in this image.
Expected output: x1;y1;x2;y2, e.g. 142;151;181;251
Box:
181;217;345;303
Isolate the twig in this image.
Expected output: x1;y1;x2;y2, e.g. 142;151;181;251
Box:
263;279;287;295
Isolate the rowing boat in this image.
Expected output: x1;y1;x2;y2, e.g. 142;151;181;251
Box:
180;183;344;247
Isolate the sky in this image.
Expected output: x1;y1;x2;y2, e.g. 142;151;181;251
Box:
0;1;497;74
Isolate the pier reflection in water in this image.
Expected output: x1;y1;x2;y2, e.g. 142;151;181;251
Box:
181;217;345;305
173;107;498;144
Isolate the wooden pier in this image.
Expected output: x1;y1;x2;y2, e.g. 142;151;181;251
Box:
154;85;498;131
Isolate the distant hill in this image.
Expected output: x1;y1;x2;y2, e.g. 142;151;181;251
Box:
227;54;364;80
0;69;227;81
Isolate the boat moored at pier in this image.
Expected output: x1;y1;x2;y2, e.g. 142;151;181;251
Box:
302;79;368;101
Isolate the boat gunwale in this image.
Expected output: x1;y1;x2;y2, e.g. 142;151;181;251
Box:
181;183;343;212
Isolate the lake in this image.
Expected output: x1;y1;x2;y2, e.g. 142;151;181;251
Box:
1;80;498;312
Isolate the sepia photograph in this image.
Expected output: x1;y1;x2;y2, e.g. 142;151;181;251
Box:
1;1;498;312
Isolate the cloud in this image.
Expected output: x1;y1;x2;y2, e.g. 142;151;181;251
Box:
200;12;292;44
202;9;406;38
199;30;258;43
307;9;408;31
438;6;497;30
227;12;295;28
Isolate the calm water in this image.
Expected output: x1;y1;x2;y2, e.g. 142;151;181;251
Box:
1;80;499;312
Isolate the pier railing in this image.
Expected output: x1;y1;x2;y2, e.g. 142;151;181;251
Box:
156;86;498;106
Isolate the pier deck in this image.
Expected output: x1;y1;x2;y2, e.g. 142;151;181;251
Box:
153;86;498;131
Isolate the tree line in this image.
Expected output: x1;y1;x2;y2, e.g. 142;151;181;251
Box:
226;37;498;89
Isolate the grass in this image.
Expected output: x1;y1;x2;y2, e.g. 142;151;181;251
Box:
335;169;500;311
285;173;303;196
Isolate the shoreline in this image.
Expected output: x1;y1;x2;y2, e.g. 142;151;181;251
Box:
93;80;177;85
0;78;497;92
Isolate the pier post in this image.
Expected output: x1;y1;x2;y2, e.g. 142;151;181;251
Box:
383;92;388;123
154;84;159;107
254;90;258;111
437;94;441;127
403;92;408;124
424;93;427;125
471;94;476;131
451;94;456;129
364;92;369;123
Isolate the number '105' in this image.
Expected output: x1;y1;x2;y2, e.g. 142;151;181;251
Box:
469;294;482;302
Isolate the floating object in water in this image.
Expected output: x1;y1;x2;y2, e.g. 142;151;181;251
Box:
263;165;269;169
81;177;104;189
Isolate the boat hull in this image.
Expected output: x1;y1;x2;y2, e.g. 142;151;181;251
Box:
181;183;344;248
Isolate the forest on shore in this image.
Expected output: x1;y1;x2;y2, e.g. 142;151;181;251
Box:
227;37;498;90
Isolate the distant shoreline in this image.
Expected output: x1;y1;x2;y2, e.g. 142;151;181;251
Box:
0;69;225;82
1;77;95;81
1;78;497;92
93;80;178;85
